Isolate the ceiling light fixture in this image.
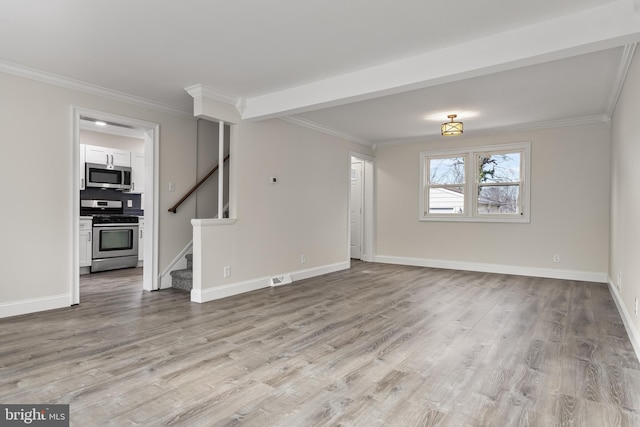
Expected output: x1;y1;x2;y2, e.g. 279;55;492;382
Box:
441;114;463;136
95;120;107;126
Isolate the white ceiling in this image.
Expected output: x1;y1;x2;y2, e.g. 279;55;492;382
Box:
1;0;639;145
294;48;625;143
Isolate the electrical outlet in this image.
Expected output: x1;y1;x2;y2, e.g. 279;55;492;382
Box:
168;181;176;192
223;266;231;278
127;200;133;208
301;254;306;264
553;254;560;263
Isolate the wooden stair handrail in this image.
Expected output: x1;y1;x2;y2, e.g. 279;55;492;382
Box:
168;154;230;213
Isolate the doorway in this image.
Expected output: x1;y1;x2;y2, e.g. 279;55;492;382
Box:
349;153;374;262
72;107;159;305
350;160;363;259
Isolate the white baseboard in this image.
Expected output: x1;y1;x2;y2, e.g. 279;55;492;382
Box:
608;277;640;363
291;261;350;282
191;261;349;303
0;294;70;319
191;276;268;303
159;241;193;289
373;255;608;283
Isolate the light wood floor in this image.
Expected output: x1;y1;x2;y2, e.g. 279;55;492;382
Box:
1;262;639;426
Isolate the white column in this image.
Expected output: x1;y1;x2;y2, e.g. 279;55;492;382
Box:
218;121;225;219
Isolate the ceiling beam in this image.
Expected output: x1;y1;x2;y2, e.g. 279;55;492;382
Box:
241;0;640;121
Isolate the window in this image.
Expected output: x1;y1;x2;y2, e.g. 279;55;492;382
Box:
420;142;530;222
426;155;466;215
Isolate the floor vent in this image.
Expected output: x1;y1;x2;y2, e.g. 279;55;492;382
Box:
270;274;292;287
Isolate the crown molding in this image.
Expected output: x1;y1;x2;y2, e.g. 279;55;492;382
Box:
374;114;610;148
606;43;637;117
235;97;247;115
185;83;245;120
185;83;242;123
0;60;192;118
280;116;373;147
184;84;240;107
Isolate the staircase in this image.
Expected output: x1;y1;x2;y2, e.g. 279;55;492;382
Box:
170;253;193;292
168;206;229;293
166;142;229;294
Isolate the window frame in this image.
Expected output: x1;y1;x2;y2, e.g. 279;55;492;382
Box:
419;142;531;223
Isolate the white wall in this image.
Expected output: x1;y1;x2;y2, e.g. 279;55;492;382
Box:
0;71;197;314
0;69;375;314
192;118;374;301
375;123;610;280
610;51;640;351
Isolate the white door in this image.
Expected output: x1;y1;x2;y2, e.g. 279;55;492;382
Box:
350;161;363;259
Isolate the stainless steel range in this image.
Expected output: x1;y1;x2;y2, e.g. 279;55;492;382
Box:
81;199;139;272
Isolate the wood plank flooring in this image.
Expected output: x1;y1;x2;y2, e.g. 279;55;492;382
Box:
1;262;639;426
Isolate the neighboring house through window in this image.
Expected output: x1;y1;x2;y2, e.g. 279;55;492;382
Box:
420;142;531;223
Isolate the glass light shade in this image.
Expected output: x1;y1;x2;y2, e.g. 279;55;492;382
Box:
441;120;463;136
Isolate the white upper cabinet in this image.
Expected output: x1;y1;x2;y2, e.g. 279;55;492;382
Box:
84;144;131;167
129;152;145;194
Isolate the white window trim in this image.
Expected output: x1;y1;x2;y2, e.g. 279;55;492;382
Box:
419;142;531;223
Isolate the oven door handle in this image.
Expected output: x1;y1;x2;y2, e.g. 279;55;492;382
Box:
93;223;139;228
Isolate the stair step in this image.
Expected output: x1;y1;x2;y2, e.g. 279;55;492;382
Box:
170;268;192;292
185;253;193;269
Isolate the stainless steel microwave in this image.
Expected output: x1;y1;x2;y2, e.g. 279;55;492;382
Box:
85;163;132;190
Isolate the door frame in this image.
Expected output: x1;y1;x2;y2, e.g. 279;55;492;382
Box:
72;107;160;304
348;152;375;263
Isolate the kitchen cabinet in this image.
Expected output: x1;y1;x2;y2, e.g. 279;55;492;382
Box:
129;152;145;194
138;218;144;264
80;144;86;190
79;218;92;269
84;144;131;167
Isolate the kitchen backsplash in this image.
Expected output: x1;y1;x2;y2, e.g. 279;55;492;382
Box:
80;188;144;216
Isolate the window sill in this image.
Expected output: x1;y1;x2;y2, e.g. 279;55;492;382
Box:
420;215;530;223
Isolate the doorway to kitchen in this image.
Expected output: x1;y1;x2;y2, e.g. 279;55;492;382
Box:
72;107;159;305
